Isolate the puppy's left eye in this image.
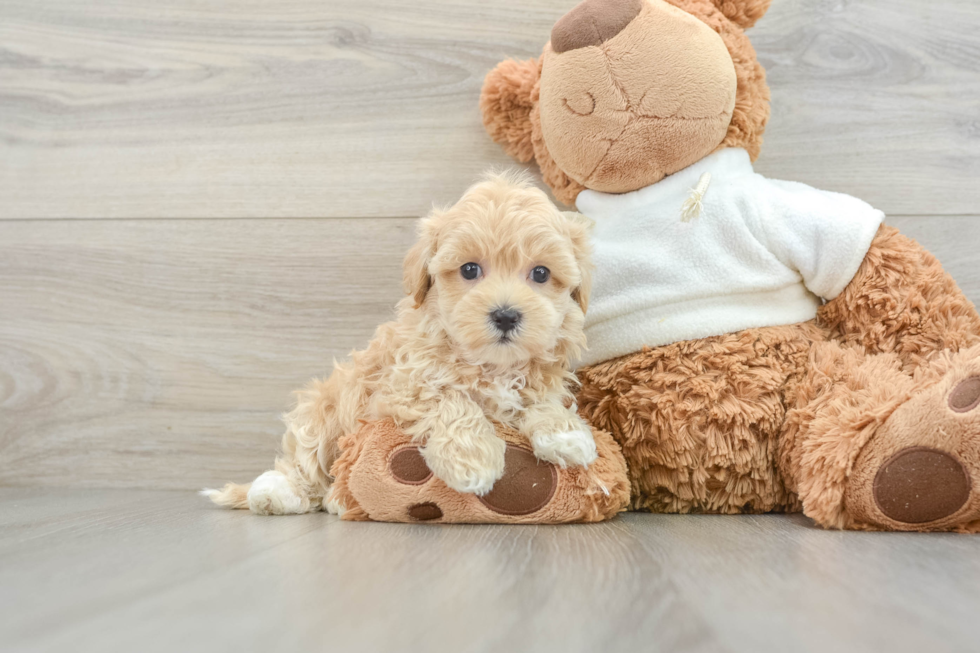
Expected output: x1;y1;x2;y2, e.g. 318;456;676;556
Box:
460;262;482;280
530;266;550;283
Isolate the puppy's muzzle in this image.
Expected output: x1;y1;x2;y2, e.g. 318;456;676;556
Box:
490;307;522;335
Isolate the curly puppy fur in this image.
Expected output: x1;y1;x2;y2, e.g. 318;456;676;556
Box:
204;173;597;514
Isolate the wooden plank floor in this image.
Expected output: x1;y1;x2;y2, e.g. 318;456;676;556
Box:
2;488;980;653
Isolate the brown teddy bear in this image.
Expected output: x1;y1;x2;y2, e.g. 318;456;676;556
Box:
481;0;980;531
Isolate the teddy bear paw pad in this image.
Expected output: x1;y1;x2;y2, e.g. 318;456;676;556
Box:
479;446;558;516
389;447;432;485
949;376;980;413
407;502;443;521
873;447;971;524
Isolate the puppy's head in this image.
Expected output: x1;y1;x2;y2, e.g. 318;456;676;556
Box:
403;172;592;367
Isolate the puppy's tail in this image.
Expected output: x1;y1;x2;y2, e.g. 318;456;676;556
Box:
200;482;250;509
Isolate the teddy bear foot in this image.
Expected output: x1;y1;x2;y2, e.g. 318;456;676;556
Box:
843;351;980;532
327;419;630;524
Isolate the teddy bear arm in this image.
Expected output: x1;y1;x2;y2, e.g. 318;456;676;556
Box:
818;224;980;370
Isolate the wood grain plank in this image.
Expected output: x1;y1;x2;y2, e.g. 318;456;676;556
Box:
1;216;978;490
1;0;979;218
888;215;980;298
751;0;980;212
0;218;417;488
0;0;556;219
3;490;980;653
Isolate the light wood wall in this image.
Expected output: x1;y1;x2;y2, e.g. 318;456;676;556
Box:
2;0;979;488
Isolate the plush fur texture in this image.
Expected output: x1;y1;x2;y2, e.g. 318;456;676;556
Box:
480;59;540;163
482;0;980;531
818;226;980;370
709;0;771;29
205;174;600;515
578;321;822;514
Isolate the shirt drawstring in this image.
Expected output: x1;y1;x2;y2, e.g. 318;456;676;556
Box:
680;172;712;222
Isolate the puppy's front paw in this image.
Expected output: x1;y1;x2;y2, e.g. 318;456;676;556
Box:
532;429;598;469
422;435;507;496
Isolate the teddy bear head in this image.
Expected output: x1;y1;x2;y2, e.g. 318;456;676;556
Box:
481;0;772;206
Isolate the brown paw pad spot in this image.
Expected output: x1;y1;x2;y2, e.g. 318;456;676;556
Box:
949;376;980;413
479;445;558;516
408;502;443;521
389;447;432;485
873;447;971;524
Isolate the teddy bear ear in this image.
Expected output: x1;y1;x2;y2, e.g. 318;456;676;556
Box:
480;58;542;163
708;0;772;29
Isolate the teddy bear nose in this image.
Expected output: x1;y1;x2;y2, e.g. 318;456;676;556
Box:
551;0;644;53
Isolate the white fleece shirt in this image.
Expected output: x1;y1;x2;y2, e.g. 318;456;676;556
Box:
575;147;884;368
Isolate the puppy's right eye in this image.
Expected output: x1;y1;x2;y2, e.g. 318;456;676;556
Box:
460;262;482;280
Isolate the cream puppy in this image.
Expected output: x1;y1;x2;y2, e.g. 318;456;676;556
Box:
204;173;596;515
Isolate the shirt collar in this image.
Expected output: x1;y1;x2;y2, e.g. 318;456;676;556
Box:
575;148;754;218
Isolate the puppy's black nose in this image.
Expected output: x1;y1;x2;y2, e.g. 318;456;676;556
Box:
490;308;522;334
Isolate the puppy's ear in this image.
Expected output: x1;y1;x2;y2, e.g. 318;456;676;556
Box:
480;58;541;163
562;211;594;314
403;214;440;309
708;0;772;29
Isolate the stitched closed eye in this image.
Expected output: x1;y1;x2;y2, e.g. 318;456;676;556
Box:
562;91;596;116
